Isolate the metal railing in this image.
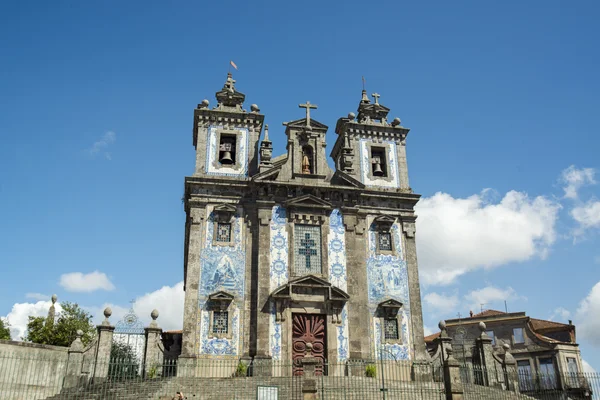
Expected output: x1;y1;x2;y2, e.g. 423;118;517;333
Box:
0;351;599;399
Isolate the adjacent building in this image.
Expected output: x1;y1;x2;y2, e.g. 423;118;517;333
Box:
425;310;586;394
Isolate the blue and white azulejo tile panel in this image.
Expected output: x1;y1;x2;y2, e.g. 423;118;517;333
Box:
205;125;249;177
373;315;410;361
197;205;246;356
328;209;347;292
337;305;349;362
269;205;289;291
359;139;400;188
269;301;282;360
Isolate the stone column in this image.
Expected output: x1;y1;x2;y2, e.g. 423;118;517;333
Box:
501;343;519;393
342;211;371;361
474;321;498;387
64;330;85;388
402;218;431;379
93;307;115;384
143;309;163;378
435;321;464;400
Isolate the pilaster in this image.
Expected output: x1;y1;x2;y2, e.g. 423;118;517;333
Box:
475;321;499;387
143;309;163;378
181;207;206;358
255;203;274;358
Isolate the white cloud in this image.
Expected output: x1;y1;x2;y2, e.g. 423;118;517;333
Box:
87;131;116;160
559;165;596;200
416;190;561;285
548;307;571;322
423;292;459;316
571;200;600;230
582;359;596;373
1;300;63;340
25;293;50;301
59;271;115;293
423;324;437;337
463;286;523;314
90;281;185;332
575;281;600;348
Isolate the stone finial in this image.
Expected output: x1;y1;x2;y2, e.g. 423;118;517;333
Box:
360;89;370;104
439;320;447;332
101;307;112;326
46;295;57;326
502;343;510;352
348;112;356;119
264;124;270;142
199;99;209;109
70;329;84;352
76;329;83;338
51;294;57;304
250;104;260;113
478;321;487;332
391;117;401;127
148;309;160;329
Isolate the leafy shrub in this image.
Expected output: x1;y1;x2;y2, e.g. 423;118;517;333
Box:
365;364;377;378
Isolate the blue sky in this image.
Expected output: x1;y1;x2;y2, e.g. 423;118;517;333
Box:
1;1;599;371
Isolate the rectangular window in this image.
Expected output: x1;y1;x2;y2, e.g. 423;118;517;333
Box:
371;148;388;177
212;311;228;334
567;358;580;388
513;327;525;344
539;358;557;390
378;232;392;251
517;360;533;391
486;330;496;345
294;224;322;275
216;223;232;243
219;134;237;164
384;318;399;340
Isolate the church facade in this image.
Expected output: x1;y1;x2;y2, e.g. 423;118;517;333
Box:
179;73;429;370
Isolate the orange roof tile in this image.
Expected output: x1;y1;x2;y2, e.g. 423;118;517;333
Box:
530;318;570;331
471;309;506;318
424;332;441;343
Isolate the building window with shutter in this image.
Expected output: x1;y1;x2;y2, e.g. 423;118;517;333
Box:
216;222;232;243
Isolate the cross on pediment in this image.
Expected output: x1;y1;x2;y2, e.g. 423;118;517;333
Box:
299;101;318;126
371;93;380;105
299;233;317;271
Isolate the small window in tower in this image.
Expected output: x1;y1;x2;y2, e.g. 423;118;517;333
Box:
371;148;387;177
216;222;232;243
384;318;399;340
379;232;393;252
219;134;237;165
212;311;229;334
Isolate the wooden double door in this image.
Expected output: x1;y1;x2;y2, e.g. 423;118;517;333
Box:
292;313;326;376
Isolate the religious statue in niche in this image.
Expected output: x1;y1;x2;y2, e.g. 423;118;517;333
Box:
302;146;313;174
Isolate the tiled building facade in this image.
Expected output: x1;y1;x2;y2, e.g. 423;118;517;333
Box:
179;73;429;371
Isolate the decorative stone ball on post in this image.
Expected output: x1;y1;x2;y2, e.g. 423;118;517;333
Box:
478;321;489;338
51;294;57;304
149;309;160;329
250;104;260;113
199;99;209;109
391;117;401;127
102;307;112;326
348;112;356;120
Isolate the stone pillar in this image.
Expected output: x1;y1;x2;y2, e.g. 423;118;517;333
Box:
474;321;497;387
443;348;464;400
342;211;371;360
181;207;206;359
64;329;85;388
402;218;431;379
143;309;163;378
93;307;115;384
300;357;320;400
501;343;519;393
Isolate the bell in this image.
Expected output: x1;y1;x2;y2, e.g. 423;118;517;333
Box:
373;161;384;176
220;151;234;164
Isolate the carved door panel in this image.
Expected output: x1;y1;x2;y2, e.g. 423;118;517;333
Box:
292;314;326;376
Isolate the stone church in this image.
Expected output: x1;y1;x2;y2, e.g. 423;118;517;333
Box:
179;72;429;371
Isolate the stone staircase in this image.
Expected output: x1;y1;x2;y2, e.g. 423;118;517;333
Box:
45;377;538;400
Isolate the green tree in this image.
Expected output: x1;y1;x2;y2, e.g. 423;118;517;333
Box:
108;341;140;380
0;318;11;340
24;302;95;347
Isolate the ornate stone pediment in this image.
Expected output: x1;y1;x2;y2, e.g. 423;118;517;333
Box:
271;275;349;323
285;195;333;211
284;118;329;131
332;170;365;189
377;298;403;318
208;290;234;310
212;204;236;222
372;215;396;232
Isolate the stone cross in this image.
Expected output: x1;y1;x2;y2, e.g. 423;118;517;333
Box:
371;93;380;105
299;101;318;126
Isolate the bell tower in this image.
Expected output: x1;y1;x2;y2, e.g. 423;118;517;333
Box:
193;73;264;178
332;90;410;190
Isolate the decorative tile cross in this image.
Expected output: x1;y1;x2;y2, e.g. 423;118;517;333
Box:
299;233;317;271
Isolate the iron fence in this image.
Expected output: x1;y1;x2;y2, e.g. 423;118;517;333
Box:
0;351;599;399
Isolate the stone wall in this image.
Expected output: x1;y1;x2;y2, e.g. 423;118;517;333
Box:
0;340;69;400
